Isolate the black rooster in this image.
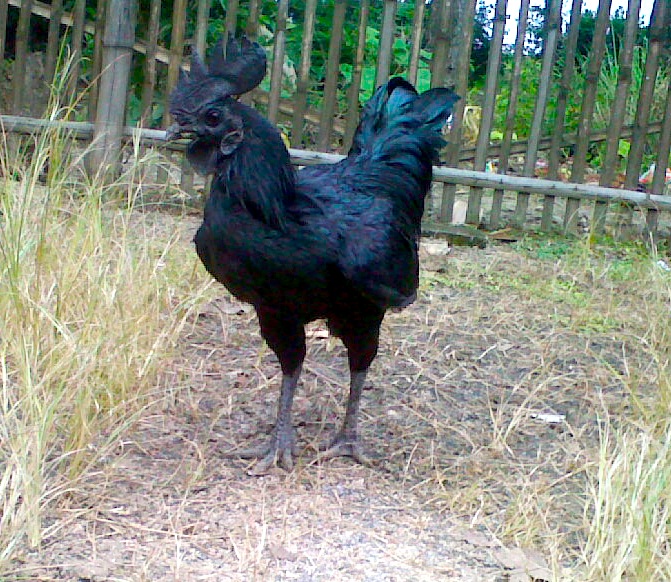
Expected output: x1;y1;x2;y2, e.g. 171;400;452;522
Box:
168;37;458;475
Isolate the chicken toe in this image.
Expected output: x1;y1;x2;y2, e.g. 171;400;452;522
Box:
320;433;375;467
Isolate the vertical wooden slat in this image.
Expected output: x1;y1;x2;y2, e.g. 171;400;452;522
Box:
376;0;398;88
513;0;561;227
466;0;506;225
158;0;187;187
439;0;476;223
624;0;666;189
647;79;671;233
633;0;669;231
343;0;370;150
593;0;641;232
0;0;8;60
225;0;240;41
141;0;161;126
90;0;137;176
88;0;107;122
68;0;87;103
429;0;452;89
407;0;426;86
195;0;211;56
164;0;188;127
268;0;289;124
542;0;582;231
291;0;318;147
241;0;261;107
246;0;261;41
188;0;212;195
566;0;612;232
317;0;347;151
490;0;530;230
11;0;32;114
45;0;64;84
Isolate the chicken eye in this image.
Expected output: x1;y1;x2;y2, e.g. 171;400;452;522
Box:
203;109;221;127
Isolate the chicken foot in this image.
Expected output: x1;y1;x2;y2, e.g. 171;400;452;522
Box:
320;370;374;466
235;368;300;476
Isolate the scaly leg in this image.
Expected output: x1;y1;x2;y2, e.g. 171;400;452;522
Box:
320;369;373;465
320;313;383;466
234;308;305;475
236;367;301;475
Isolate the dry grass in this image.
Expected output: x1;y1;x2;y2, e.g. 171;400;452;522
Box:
0;109;210;571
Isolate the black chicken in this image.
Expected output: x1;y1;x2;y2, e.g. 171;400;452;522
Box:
168;37;458;475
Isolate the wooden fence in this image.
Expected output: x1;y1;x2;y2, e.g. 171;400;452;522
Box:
1;0;671;238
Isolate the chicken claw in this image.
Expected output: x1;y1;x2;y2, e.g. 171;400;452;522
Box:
230;426;297;476
320;433;375;467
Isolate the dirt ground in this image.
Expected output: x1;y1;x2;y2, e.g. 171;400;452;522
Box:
8;208;649;581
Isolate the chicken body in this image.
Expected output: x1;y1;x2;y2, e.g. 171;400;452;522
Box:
169;37;458;474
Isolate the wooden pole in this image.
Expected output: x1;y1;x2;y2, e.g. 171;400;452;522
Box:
593;0;641;231
291;0;319;147
140;0;161;126
195;0;211;56
376;0;398;88
68;0;87;104
268;0;289;123
542;0;582;231
0;0;8;60
245;0;261;41
513;0;561;227
466;0;506;224
317;0;347;151
566;0;612;232
649;79;671;233
89;0;137;177
490;0;529;229
624;0;667;190
45;0;64;84
440;0;476;223
344;0;370;150
87;0;106;123
407;0;426;86
225;0;239;42
429;0;452;88
11;0;32;114
636;0;669;232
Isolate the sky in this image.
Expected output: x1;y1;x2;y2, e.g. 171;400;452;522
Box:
503;0;655;43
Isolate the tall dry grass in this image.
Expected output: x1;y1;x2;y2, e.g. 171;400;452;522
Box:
0;82;208;570
575;252;671;580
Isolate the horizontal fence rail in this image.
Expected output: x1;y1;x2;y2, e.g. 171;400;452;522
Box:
4;114;669;214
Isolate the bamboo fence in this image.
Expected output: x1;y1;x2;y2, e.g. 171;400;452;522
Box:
1;0;670;238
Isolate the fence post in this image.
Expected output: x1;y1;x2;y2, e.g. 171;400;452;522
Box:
0;0;7;60
11;0;32;114
89;0;138;177
376;0;398;88
317;0;347;150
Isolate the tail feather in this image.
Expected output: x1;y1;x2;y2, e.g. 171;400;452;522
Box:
350;78;459;157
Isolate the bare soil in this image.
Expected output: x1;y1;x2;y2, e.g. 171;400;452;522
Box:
9;209;650;581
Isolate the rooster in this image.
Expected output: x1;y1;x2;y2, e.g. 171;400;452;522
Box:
167;36;458;475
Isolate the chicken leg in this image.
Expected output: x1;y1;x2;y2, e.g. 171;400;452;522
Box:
237;308;305;475
320;369;373;465
236;367;301;475
320;315;383;466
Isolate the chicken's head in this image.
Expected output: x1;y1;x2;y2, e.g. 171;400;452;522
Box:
166;36;267;174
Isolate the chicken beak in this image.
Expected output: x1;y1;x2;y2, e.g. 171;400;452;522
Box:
165;123;184;141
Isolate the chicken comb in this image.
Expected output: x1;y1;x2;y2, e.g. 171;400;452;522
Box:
186;35;267;97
